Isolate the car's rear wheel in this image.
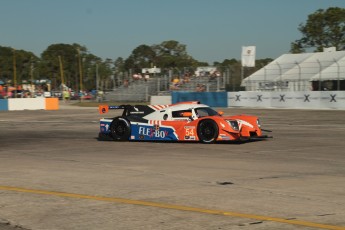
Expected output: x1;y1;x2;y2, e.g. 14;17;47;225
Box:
110;117;131;141
197;119;218;143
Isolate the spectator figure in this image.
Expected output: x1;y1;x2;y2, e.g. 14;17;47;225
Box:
196;84;206;92
0;85;4;99
124;79;129;87
201;84;206;92
196;84;201;92
97;90;104;102
144;71;150;82
7;90;13;98
132;73;142;80
170;78;180;90
63;90;70;102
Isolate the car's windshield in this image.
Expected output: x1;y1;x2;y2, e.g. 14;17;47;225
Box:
195;107;219;117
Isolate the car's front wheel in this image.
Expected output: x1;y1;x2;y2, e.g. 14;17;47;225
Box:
110;117;131;141
197;119;219;143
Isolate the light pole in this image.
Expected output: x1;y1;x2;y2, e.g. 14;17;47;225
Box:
77;48;83;94
30;58;35;97
58;55;64;94
96;62;99;91
58;56;64;86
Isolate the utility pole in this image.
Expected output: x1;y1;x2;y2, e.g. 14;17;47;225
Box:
30;58;34;97
12;48;17;97
77;48;83;93
96;63;99;91
58;55;65;99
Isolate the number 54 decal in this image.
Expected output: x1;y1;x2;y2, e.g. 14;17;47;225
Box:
185;128;194;136
184;126;196;138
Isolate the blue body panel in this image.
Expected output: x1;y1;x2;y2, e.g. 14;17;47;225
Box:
100;119;112;134
99;119;179;141
130;123;178;141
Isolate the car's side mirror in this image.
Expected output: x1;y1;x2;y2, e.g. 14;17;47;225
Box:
218;111;224;116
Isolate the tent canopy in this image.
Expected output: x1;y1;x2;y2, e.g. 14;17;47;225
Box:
242;51;345;86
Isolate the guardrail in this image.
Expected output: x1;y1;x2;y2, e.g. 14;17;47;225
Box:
228;91;345;109
151;91;345;110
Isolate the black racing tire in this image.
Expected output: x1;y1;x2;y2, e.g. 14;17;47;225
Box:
197;119;219;143
110;117;131;141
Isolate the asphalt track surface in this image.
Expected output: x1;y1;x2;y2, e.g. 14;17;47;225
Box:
0;104;345;230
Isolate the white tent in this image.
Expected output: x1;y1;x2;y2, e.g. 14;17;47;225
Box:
310;56;345;81
242;51;345;91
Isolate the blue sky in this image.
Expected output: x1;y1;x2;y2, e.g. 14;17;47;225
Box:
1;0;345;64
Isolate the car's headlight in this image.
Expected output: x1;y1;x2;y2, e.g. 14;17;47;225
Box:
227;120;239;131
256;119;261;128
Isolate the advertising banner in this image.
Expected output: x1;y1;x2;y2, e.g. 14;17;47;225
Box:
228;91;345;110
320;91;345;109
8;98;45;111
228;92;271;107
271;92;302;108
172;92;227;107
292;91;321;109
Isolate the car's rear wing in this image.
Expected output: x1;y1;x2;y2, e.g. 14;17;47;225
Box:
98;105;126;114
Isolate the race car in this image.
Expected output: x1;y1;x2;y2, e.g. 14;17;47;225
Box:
98;101;271;143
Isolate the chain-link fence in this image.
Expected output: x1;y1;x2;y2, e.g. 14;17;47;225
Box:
104;69;230;102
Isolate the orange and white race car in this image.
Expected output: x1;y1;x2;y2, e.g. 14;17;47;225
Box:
98;101;271;143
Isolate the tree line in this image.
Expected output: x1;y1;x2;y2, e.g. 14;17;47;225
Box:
0;7;344;92
1;41;258;92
